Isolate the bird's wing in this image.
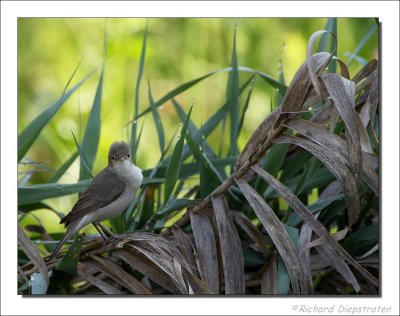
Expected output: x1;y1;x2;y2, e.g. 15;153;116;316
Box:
60;167;126;225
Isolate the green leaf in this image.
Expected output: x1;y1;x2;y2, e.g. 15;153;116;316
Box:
143;157;236;180
238;76;256;134
346;23;377;66
264;166;335;199
172;99;215;158
130;21;148;162
165;75;255;167
155;198;194;217
295;156;321;195
49;150;79;183
56;233;86;276
79;67;104;180
18;180;91;206
134;66;286;120
186;131;224;198
71;131;93;179
254;143;289;194
148;81;165;154
18;68;96;162
164;105;193;202
136;72;216;119
344;224;379;257
227;26;240;156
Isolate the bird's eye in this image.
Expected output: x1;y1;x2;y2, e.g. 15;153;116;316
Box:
111;155;115;161
127;154;130;158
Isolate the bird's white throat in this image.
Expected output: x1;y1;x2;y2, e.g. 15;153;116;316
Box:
113;159;143;187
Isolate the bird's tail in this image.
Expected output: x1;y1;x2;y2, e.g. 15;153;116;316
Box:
49;219;82;260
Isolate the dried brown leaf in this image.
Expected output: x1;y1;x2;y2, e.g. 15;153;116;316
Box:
235;110;281;170
77;268;123;295
315;245;360;292
355;112;374;154
115;248;180;294
306;31;336;99
252;166;378;289
232;211;268;255
17;224;49;290
352;59;378;84
211;195;245;294
284;118;378;195
284;51;332;113
321;73;362;184
88;255;153;294
273;134;360;227
235;178;311;294
261;255;278;295
303;228;348;251
190;210;219;294
171;226;198;276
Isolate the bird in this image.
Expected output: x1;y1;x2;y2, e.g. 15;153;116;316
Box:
50;141;143;259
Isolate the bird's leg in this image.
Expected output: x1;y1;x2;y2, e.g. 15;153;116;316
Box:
97;223;118;238
92;223;108;240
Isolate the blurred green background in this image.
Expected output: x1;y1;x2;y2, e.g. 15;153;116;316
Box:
18;18;378;233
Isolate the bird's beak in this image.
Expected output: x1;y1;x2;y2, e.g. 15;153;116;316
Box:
116;155;128;161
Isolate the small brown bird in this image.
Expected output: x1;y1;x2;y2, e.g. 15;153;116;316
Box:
50;141;143;258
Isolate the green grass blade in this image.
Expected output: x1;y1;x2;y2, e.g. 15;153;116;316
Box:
71;131;93;179
155;198;194;217
239;66;287;95
133;66;279;121
254;143;289;193
163;75;254;167
346;22;377;66
79;67;104;180
163;105;193;203
135;71;216;119
18;68;96;162
238;76;256;134
142;157;236;179
186;131;224;198
172;99;215;159
148;80;165;154
227;26;240;156
61;59;82;97
18;180;91;206
49;150;79;183
79;29;108;180
130;21;148;161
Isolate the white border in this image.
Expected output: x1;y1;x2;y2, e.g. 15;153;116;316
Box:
2;1;399;315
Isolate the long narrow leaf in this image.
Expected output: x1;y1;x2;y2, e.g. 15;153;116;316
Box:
273;134;360;227
211;195;245;294
49;150;79;183
164;105;193;202
134;66;286;120
18;69;96;161
235;179;310;294
284;118;378;195
130;21;148;161
79;67;104;180
18;180;91;206
18;224;49;292
148;81;165;154
252;166;378;290
227;27;240;156
321;73;362;184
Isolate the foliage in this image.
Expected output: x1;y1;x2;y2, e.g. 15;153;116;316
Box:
18;18;379;295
